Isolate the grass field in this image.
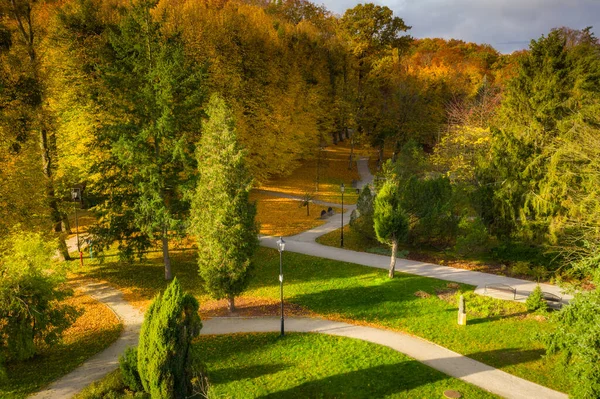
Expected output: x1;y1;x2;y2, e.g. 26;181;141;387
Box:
76;333;498;399
250;191;341;237
1;291;122;399
259;141;362;205
71;247;569;394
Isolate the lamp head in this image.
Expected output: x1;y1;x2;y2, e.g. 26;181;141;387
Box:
341;183;345;193
277;236;286;252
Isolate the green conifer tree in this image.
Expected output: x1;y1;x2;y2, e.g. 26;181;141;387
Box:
190;94;259;312
373;180;409;278
89;0;205;279
137;278;201;399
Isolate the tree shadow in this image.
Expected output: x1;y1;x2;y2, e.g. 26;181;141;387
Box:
259;362;445;398
467;311;531;325
209;364;289;385
289;282;421;319
466;348;546;370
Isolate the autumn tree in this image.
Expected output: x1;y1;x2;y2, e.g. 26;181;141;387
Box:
88;0;205;279
0;0;70;258
340;3;411;162
190;94;259;312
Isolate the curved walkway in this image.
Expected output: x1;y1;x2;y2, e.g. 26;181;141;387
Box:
28;281;567;399
28;282;144;399
261;158;572;304
203;317;567;399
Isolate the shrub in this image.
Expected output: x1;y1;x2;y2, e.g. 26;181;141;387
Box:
399;175;459;246
137;278;202;399
119;347;142;392
0;232;78;366
526;285;548;312
350;185;375;239
455;217;491;255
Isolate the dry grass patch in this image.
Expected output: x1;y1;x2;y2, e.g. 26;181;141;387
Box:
250;191;341;237
259;141;362;205
200;296;315;318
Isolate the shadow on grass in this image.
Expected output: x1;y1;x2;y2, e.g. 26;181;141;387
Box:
466;348;546;370
468;311;531;325
288;281;425;317
209;364;290;384
260;362;445;399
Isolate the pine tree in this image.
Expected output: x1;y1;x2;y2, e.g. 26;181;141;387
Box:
89;0;205;279
137;278;201;399
373;180;409;278
190;94;259;312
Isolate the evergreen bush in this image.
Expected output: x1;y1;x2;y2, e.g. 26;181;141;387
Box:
137;278;202;399
0;232;78;369
119;347;142;392
455;217;491;255
526;285;548;312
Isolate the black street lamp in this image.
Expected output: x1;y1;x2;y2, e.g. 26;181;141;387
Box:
340;183;345;248
71;188;83;267
277;236;286;337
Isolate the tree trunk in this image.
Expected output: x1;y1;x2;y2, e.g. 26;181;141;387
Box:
306;202;309;216
228;294;235;313
56;236;71;261
348;137;354;170
378;144;384;170
162;225;172;280
389;238;398;278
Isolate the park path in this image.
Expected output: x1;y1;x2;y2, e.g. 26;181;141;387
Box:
37;156;573;398
28;282;567;399
28;282;144;399
262;157;573;304
203;317;567;399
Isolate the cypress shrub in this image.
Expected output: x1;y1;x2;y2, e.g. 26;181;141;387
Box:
137;278;202;398
526;285;548;312
119;347;142;392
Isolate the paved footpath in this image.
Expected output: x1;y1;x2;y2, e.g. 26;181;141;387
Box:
203;317;567;399
28;282;567;399
262;157;573;304
37;156;571;398
29;282;144;399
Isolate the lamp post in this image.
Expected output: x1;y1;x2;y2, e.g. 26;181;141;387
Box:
277;236;286;337
340;183;345;247
71;187;83;267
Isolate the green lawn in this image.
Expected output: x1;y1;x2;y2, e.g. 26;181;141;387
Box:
76;333;499;399
72;247;569;394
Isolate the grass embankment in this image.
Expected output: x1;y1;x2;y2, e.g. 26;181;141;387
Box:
250;191;342;237
72;248;569;394
76;333;498;399
1;291;122;399
260;140;362;205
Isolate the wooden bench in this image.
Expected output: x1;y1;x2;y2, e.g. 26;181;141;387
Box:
484;283;517;299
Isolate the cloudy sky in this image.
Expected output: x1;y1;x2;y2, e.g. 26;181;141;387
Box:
319;0;600;53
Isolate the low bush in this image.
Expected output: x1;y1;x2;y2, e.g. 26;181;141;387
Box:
526;285;548;312
0;232;78;370
119;347;142;392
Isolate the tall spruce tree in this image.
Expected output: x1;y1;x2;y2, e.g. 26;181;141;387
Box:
190;94;258;312
479;28;600;244
89;0;205;279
